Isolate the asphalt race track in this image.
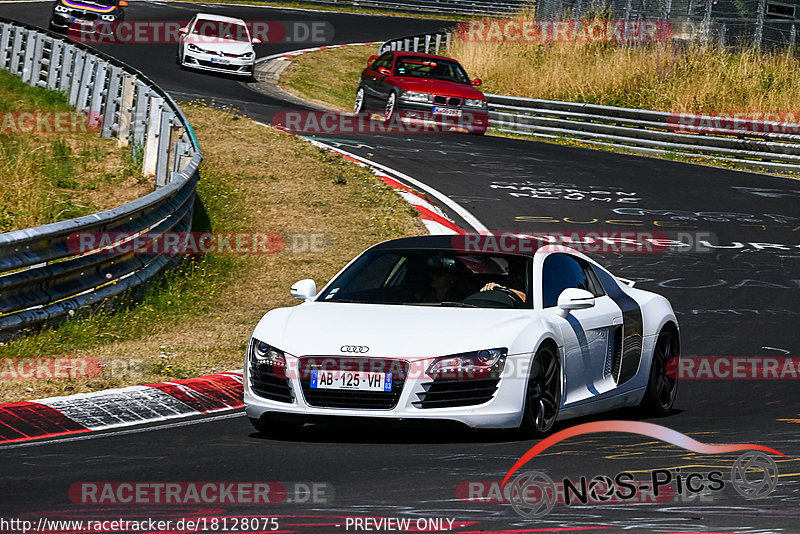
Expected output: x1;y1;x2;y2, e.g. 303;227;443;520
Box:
2;2;799;532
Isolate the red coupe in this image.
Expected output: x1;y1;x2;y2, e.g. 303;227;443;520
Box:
354;51;489;134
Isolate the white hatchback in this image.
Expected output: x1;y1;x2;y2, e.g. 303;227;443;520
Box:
177;13;260;77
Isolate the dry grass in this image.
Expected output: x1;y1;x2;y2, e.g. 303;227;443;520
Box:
280;44;375;111
0;70;150;233
448;22;800;113
0;102;426;402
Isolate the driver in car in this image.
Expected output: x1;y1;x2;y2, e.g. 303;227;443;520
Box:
478;258;527;303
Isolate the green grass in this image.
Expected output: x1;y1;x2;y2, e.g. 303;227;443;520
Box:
0;70;151;232
0;69;72;112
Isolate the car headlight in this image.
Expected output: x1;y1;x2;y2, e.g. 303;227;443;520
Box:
427;348;507;379
464;98;487;108
239;51;254;59
400;91;432;103
250;339;286;365
100;14;117;22
54;4;69;12
187;43;204;53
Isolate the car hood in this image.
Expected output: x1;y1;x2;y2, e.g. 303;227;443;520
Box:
185;37;253;54
60;0;118;12
392;78;484;100
252;302;539;359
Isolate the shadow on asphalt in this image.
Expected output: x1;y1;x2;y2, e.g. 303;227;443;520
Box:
247;406;685;444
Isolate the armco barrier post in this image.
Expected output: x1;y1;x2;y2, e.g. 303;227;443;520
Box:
20;29;35;83
167;124;184;176
0;24;11;70
155;110;175;187
102;66;123;138
30;32;44;87
76;55;96;111
424;34;431;53
132;81;149;146
68;50;85;104
47;38;63;90
88;61;108;126
143;96;164;177
117;73;136;147
59;44;74;92
10;26;23;74
434;34;441;54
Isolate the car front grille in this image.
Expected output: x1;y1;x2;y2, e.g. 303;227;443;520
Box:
70;10;98;20
195;60;246;71
298;357;407;410
249;362;293;403
433;96;462;107
413;377;500;409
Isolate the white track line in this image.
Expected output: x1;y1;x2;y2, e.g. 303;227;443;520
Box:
306;140;489;233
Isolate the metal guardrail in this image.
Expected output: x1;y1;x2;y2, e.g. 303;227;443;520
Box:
379;31;453;55
0;18;202;338
382;31;800;174
286;0;524;17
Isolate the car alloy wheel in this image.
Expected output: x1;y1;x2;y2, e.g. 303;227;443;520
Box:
384;92;396;124
354;87;365;113
640;328;678;416
520;344;560;438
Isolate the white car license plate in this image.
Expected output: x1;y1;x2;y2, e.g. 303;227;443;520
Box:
310;370;392;392
432;107;462;117
210;57;229;65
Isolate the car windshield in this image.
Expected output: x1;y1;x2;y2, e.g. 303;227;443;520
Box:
317;249;532;309
393;56;471;84
191;20;250;42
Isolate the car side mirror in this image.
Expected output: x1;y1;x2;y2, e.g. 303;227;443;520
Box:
290;279;317;301
471;78;482;86
367;55;379;67
377;67;391;77
556;288;595;318
252;37;262;44
118;0;128;5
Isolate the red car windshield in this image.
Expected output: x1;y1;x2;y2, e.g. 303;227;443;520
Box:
393;56;471;84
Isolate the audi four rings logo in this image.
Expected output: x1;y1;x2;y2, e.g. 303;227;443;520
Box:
341;345;369;353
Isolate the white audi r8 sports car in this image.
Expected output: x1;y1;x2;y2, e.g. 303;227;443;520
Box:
177;13;260;77
244;236;679;437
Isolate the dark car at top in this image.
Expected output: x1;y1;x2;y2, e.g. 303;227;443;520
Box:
49;0;127;34
354;50;489;134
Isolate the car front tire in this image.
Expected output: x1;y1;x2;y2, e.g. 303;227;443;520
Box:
384;92;396;124
520;343;561;438
639;327;679;416
354;87;366;114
